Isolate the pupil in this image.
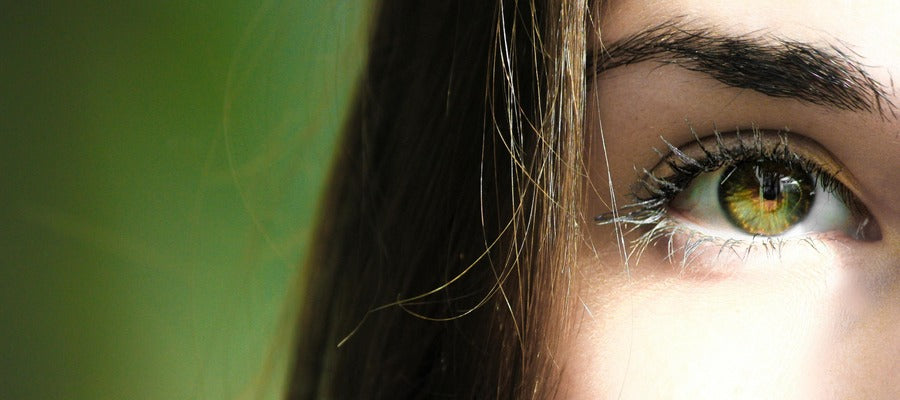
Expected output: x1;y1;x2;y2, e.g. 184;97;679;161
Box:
759;169;781;201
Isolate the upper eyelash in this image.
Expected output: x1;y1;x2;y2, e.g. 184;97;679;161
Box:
593;125;863;267
596;126;857;225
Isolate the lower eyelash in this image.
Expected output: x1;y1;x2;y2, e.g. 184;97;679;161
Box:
594;125;848;268
625;210;831;271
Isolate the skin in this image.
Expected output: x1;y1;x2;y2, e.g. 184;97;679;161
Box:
563;0;900;398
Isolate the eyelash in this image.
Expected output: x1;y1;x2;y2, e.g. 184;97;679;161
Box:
594;126;866;266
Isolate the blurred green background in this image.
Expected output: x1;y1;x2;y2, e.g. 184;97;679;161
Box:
1;1;367;399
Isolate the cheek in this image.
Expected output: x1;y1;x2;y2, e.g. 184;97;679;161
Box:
817;250;900;398
561;238;900;399
565;268;829;399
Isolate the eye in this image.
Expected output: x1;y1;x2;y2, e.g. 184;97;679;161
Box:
595;129;882;245
670;158;871;240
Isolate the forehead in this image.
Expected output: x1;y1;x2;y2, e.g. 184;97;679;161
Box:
598;0;900;58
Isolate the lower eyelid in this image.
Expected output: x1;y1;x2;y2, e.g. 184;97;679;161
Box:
664;207;750;239
651;219;846;277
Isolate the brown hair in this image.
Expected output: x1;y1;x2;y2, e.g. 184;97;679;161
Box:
288;1;591;398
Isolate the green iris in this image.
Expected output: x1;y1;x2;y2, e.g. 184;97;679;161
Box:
718;161;815;235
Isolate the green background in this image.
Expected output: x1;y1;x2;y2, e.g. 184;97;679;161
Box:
1;1;367;399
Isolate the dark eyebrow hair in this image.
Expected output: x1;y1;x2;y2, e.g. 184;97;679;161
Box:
589;20;895;116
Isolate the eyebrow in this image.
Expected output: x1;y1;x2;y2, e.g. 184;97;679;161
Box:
589;19;895;116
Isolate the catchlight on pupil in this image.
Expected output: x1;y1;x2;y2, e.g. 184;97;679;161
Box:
718;160;814;235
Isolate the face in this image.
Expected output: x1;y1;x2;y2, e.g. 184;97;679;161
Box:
563;0;900;398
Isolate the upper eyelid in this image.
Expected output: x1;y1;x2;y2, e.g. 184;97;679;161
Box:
639;128;860;201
